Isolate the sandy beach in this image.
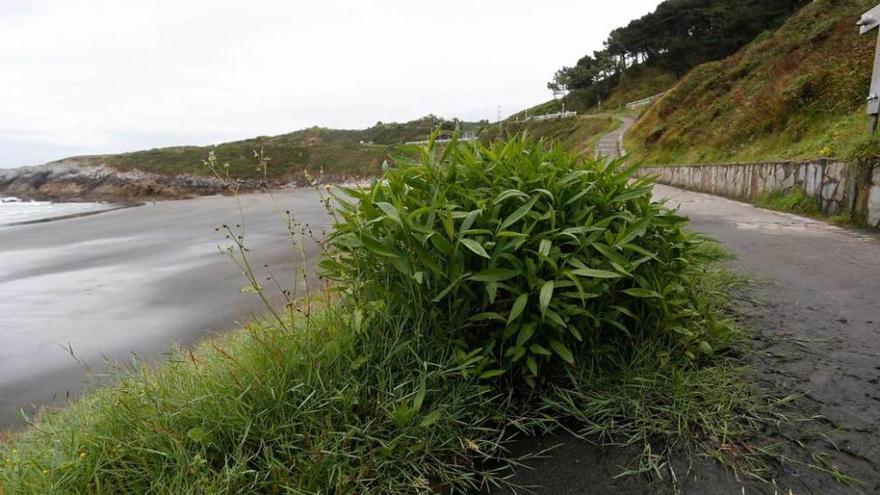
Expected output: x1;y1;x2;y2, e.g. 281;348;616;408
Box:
0;189;331;427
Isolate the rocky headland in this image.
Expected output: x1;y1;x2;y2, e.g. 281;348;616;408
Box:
0;159;277;202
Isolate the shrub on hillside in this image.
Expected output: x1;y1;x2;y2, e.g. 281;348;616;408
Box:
323;134;731;382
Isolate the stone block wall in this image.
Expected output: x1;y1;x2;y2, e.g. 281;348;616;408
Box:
636;159;880;229
868;165;880;229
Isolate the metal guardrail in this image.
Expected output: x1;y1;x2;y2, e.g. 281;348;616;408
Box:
404;135;479;145
523;111;577;122
625;92;667;110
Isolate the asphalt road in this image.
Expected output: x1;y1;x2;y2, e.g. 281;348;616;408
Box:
498;184;880;494
595;115;635;159
0;189;331;428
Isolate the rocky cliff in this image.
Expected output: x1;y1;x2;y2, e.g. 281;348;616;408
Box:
0;159;268;202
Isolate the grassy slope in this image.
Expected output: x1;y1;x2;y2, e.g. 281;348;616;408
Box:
64;120;486;180
507;99;564;121
626;0;875;165
0;306;514;494
590;66;678;113
520;66;678;119
481;115;618;155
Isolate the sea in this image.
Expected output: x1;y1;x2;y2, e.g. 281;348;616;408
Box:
0;196;114;225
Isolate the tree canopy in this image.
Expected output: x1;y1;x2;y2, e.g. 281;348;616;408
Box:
550;0;808;105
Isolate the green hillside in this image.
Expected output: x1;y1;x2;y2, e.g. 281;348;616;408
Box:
65;116;487;180
481;115;618;155
548;0;807;115
626;0;876;164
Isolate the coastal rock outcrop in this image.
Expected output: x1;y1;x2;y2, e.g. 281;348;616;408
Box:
0;160;262;202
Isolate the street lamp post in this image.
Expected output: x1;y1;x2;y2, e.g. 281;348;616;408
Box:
858;4;880;134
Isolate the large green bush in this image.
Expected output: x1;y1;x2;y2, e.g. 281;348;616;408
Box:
323;134;727;381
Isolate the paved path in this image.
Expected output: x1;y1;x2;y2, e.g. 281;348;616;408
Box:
595;115;636;159
0;189;331;428
499;184;880;494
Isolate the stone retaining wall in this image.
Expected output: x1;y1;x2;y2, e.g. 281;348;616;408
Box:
869;165;880;229
636;159;880;229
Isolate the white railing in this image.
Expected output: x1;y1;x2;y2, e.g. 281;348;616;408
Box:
404;135;479;145
625;92;667;110
522;111;577;122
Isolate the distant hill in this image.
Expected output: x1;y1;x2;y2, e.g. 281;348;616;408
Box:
626;0;876;164
61;116;488;181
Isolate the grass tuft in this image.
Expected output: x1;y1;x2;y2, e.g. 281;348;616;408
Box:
755;188;822;217
1;306;529;494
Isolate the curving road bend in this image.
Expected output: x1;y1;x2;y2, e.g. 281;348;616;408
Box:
595;115;636;159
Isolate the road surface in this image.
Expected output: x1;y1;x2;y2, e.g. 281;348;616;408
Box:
595;115;636;159
0;189;331;428
498;184;880;494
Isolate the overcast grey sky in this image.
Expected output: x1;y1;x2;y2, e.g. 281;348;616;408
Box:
0;0;661;167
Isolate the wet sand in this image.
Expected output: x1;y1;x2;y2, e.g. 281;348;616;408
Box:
0;189;331;428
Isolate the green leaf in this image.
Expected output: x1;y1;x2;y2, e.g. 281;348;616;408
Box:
419;410;443;428
469;312;506;322
392;404;413;427
516;322;536;347
530;344;552;356
619;216;652;245
548;339;575;365
622;288;663;299
353;308;364;333
498;195;539;232
460;238;490;259
432;273;470;302
539;281;554;316
461;209;482;233
413;382;426;412
698;341;713;355
496;231;529;238
539;239;552;257
570;268;622;279
495;189;530;204
526;357;538;376
361;235;399;258
479;369;506;379
611;187;651;203
375;202;403;226
507;293;529;325
470;268;520;283
544;308;567;328
186;427;207;443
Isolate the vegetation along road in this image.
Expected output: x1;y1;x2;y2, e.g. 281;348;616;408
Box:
498;184;880;494
3;177;878;492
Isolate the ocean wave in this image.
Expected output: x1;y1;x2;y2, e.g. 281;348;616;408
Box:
0;197;113;225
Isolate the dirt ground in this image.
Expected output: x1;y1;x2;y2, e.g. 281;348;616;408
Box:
494;185;880;494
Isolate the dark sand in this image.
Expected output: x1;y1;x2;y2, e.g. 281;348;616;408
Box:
495;185;880;494
0;189;331;428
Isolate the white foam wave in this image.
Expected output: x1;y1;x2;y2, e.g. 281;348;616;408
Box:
0;197;113;225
